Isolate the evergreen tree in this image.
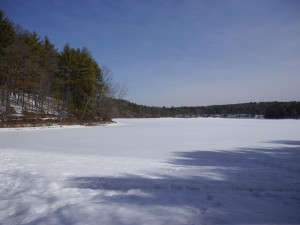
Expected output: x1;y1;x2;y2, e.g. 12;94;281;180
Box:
0;12;16;115
0;11;15;55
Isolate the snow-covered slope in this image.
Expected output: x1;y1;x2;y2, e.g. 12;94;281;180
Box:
0;118;300;225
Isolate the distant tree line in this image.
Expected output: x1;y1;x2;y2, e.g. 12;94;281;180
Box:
0;11;121;121
112;100;300;119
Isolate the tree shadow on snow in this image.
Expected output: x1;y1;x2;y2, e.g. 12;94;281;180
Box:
66;140;300;225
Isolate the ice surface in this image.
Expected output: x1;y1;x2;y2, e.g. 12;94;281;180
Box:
0;118;300;225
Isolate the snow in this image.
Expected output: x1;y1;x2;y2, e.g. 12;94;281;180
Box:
0;118;300;225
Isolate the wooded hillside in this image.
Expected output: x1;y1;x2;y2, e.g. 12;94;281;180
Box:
0;11;118;123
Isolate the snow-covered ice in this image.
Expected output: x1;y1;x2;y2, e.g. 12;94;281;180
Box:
0;118;300;225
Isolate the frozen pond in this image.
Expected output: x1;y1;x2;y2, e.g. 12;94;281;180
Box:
0;118;300;225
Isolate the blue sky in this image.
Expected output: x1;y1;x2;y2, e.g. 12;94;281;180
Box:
1;0;300;106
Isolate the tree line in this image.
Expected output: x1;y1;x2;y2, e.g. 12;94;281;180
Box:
0;11;122;122
1;11;298;123
112;100;300;119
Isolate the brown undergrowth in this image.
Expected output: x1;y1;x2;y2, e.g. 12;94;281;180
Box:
0;115;112;128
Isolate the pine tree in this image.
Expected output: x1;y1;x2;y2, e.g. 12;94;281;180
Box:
0;11;16;116
0;11;15;55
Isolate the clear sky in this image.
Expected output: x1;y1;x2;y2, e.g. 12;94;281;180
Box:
1;0;300;107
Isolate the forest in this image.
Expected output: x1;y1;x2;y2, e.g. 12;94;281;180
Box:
1;10;299;127
0;10;122;124
112;100;300;119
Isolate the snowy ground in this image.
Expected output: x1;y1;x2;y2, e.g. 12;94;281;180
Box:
0;118;300;225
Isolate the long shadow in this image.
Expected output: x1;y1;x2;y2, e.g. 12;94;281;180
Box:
67;140;300;225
